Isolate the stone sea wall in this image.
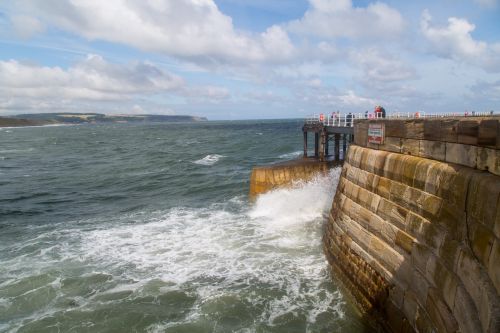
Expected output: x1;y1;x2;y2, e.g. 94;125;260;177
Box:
325;117;500;333
249;158;336;197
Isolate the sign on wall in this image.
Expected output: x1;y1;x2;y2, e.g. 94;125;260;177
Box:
368;123;385;144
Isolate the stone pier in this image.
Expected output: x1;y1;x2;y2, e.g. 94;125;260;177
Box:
325;117;500;333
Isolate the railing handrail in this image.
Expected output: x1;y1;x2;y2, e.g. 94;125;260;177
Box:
305;111;496;127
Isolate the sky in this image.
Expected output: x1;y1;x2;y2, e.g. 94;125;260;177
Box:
0;0;499;120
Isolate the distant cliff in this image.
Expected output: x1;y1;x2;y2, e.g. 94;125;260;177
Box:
0;113;207;127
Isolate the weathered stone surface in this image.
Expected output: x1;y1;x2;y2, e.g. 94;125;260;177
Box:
384;119;405;137
426;288;458;333
470;222;495;267
439;236;462;272
441;119;459;143
422;119;442;141
405;119;425;139
385;299;405;332
402;139;420;156
376;177;391;199
401;156;419;187
380;136;402;153
377;198;408;230
455;248;500;333
477;147;500;176
453;284;484;333
370;235;405;273
403;291;419;326
478;119;498;147
458;119;479;145
411;241;432;273
419;140;446;161
414;307;436;333
322;131;500;333
445;142;477;168
489;239;500;294
495;197;500;240
396;230;414;254
249;159;332;196
354;122;368;146
467;173;500;230
382;154;403;182
426;256;458;310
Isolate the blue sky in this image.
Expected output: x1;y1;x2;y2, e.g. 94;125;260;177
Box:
0;0;499;120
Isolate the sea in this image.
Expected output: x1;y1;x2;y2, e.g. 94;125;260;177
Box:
0;120;367;333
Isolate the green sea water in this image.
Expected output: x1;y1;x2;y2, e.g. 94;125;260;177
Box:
0;120;367;332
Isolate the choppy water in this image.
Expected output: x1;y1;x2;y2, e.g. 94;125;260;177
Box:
0;121;366;333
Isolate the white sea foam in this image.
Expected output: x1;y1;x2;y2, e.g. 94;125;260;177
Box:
0;148;34;154
278;151;302;159
77;168;342;324
1;167;346;331
193;154;225;165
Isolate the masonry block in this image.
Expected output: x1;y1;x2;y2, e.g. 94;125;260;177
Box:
455;248;498;332
380;136;402;153
377;198;408;230
441;119;459;143
467;173;500;230
411;241;432;273
403;291;419;326
419;140;446;162
426;288;458;333
470;223;495;268
405;119;425;139
402;139;420;156
426;257;458;310
478;119;498;147
458;119;479;145
396;230;415;254
452;285;483;333
477;147;500;176
423;119;442;141
445;142;477;168
385;119;405;137
354;122;368;146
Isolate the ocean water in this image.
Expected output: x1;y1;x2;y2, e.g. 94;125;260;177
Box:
0;120;366;333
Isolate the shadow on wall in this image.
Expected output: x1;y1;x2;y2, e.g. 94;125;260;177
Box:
324;145;500;333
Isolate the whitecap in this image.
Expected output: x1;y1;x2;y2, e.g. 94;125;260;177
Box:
278;151;302;159
193;154;225;166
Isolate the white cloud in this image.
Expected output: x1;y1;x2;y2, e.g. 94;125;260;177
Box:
11;0;295;65
288;0;405;40
10;15;44;38
295;86;376;109
473;0;498;8
183;85;230;103
420;10;500;71
469;80;500;101
0;55;184;101
0;54;234;114
349;48;417;89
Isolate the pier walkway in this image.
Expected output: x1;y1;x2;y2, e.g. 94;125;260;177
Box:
303;111;496;162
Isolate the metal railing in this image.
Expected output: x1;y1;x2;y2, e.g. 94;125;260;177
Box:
305;111;496;127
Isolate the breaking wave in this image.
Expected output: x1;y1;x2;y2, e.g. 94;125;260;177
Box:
0;168;349;332
193;154;225;166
